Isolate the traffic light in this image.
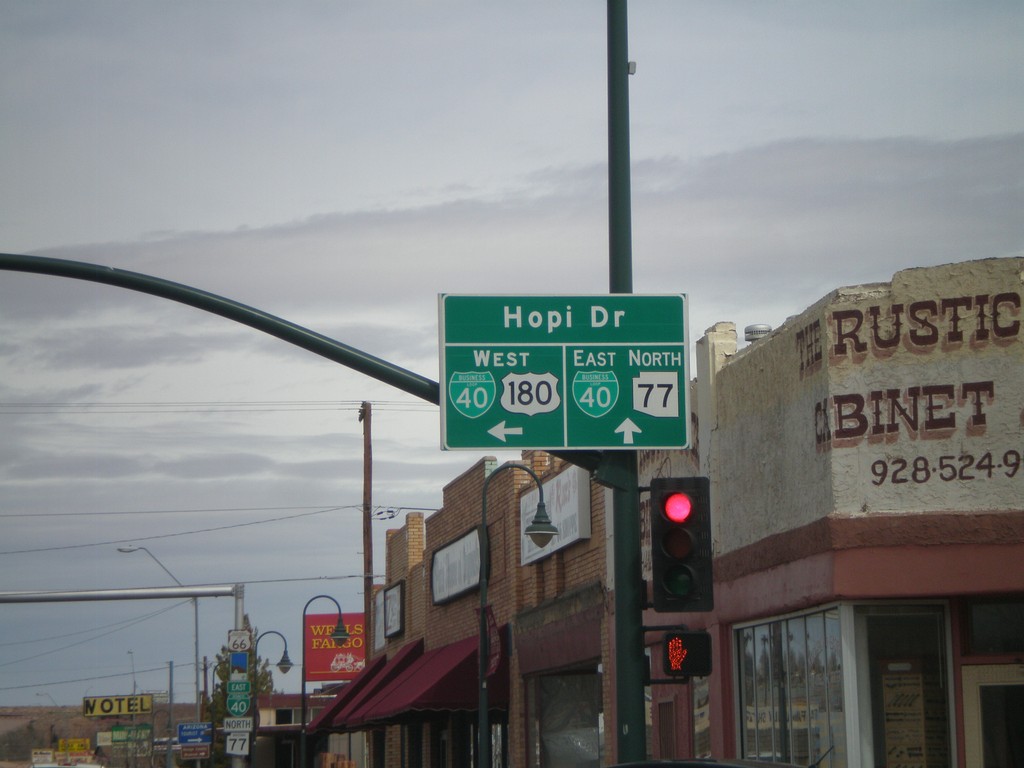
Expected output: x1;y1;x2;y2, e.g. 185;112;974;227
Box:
663;630;712;678
649;476;713;612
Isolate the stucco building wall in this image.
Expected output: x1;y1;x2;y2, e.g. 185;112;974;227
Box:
317;256;1022;768
657;256;1024;766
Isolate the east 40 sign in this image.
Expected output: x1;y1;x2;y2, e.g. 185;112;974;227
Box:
439;294;690;450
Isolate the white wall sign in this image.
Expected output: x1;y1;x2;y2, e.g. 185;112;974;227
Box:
373;589;386;652
383;581;404;637
431;528;481;604
521;465;592;564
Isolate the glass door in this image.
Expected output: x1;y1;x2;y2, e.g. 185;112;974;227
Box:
961;664;1024;767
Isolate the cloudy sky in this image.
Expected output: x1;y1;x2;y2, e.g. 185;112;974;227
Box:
2;1;1022;707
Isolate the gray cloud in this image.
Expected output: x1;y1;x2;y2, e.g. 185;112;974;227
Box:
2;0;1022;706
12;133;1018;345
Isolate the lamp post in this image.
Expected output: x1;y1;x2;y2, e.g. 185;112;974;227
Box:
255;630;294;676
478;462;557;768
207;659;229;756
299;596;349;768
253;631;292;764
35;693;62;753
117;546;202;725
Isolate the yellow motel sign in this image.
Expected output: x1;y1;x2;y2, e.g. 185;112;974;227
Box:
82;694;153;717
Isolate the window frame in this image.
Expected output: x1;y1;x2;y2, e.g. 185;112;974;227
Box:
733;600;956;768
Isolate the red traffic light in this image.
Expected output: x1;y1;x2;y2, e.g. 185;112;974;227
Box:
659;489;692;528
649;477;713;612
663;491;693;523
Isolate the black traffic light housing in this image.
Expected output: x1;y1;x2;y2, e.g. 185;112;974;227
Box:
649;476;713;612
662;629;713;678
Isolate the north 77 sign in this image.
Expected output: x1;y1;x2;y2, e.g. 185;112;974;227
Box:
439;294;689;450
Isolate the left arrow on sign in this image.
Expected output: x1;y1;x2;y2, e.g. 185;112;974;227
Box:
488;421;524;442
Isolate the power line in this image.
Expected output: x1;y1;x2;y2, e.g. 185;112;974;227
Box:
2;504;425;521
0;505;359;555
0;399;436;416
0;573;365;650
0;505;364;519
0;602;189;668
0;603;186;647
0;664;180;692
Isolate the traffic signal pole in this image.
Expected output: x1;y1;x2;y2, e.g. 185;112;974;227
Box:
604;1;647;762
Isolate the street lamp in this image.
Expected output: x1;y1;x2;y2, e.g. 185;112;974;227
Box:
299;595;349;768
478;462;557;768
252;631;292;761
117;547;202;735
255;630;294;675
35;693;60;746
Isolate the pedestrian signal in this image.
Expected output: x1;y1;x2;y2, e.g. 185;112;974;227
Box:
663;630;712;678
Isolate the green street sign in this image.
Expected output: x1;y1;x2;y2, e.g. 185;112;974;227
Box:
226;680;251;695
439;294;689;450
112;724;152;744
225;695;251;717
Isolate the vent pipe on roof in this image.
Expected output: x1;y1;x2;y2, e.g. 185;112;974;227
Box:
744;324;772;343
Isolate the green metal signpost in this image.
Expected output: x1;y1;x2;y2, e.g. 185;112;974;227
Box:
440;294;689;451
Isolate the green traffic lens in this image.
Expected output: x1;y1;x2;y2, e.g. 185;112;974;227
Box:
664;565;694;596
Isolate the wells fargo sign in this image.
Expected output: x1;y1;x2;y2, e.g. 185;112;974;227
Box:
83;694;153;717
304;612;365;682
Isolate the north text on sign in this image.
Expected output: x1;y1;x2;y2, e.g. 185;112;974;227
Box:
628;349;683;367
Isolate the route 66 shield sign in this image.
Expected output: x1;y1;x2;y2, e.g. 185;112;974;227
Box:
448;371;496;419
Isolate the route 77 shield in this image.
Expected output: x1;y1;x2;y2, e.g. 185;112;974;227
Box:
448;371;496;419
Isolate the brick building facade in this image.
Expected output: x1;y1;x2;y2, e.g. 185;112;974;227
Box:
306;256;1023;768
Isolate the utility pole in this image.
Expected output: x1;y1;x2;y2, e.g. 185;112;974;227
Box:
359;402;373;625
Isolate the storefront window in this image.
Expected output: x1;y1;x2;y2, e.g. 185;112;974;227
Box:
402;723;422;767
526;671;602;768
691;674;711;758
857;604;951;768
825;609;847;765
737;608;845;766
967;597;1024;654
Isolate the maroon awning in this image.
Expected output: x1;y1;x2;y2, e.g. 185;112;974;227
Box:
306;652;388;733
346;634;507;726
328;639;424;729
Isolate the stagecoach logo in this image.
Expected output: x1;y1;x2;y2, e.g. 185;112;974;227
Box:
448;371;496;419
330;652;363;674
